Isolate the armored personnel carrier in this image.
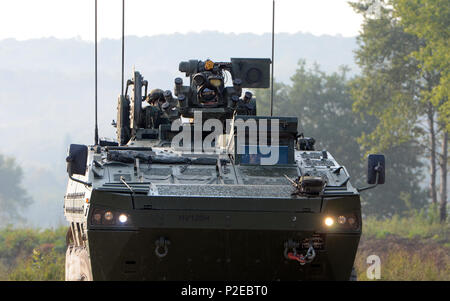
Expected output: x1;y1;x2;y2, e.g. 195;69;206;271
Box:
64;58;385;281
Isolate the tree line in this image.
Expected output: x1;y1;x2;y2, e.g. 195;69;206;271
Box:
255;0;448;220
0;155;32;227
355;0;448;221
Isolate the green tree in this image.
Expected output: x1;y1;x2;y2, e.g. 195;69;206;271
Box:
8;247;65;281
255;60;426;216
254;80;290;117
0;227;66;280
393;0;448;222
394;0;450;131
349;0;447;221
0;154;33;226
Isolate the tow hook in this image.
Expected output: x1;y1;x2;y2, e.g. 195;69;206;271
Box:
155;237;170;258
284;239;316;266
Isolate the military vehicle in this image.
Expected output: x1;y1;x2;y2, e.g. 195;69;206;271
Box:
64;57;385;281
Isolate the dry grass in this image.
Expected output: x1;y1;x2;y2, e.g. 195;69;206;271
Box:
355;213;450;281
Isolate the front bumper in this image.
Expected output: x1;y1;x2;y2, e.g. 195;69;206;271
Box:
86;190;361;280
87;228;359;280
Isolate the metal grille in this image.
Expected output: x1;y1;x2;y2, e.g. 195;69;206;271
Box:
153;184;294;198
98;182;150;194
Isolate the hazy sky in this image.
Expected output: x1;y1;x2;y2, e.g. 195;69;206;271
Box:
0;0;362;40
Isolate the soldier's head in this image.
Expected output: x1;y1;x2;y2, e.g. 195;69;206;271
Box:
147;89;165;105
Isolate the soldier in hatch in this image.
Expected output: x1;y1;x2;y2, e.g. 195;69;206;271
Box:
142;89;170;129
235;91;256;116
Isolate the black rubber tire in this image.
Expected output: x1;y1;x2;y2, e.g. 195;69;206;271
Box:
65;226;74;246
65;246;93;281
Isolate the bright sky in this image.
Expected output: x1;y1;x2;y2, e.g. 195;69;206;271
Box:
0;0;362;41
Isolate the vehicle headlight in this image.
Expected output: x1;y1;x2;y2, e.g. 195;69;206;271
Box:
348;216;357;226
324;214;360;230
324;217;334;227
92;211;102;224
118;214;128;224
91;209;131;226
104;211;114;221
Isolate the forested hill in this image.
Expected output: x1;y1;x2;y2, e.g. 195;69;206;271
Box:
0;32;357;227
0;32;357;84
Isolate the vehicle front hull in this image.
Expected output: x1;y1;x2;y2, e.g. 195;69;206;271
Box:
87;227;359;280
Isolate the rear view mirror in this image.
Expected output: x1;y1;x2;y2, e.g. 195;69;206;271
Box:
367;154;385;184
66;144;88;176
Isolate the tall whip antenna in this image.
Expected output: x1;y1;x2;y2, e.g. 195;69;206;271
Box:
121;0;125;96
270;0;275;116
94;0;99;145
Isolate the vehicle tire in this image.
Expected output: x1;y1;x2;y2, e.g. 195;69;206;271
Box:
65;228;92;281
349;266;357;281
65;226;74;246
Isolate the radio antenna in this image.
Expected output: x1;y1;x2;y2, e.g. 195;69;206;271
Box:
270;0;275;116
121;0;125;96
94;0;99;145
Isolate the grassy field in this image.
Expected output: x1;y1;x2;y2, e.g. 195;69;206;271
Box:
0;213;448;281
0;227;66;281
355;213;450;281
